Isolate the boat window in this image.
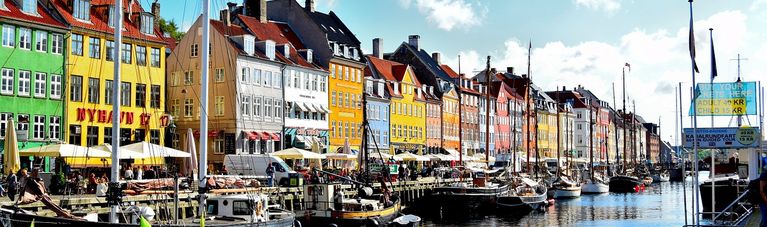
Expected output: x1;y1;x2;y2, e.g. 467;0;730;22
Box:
207;202;218;215
232;200;251;215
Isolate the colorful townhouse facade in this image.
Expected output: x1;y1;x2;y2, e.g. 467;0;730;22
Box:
268;0;365;154
439;65;461;153
55;0;169;149
459;78;480;155
363;55;390;154
0;0;68;171
491;82;511;154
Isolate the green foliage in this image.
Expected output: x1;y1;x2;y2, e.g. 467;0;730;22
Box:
158;18;185;41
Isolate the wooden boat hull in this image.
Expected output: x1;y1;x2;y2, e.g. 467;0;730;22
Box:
299;202;401;227
0;208;296;227
609;176;642;193
496;194;546;215
581;182;609;194
553;186;581;198
431;185;508;218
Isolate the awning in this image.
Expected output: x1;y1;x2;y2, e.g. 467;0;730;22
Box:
296;102;308;111
311;104;323;113
303;103;316;112
260;132;271;140
320;105;331;113
265;132;280;141
246;131;261;140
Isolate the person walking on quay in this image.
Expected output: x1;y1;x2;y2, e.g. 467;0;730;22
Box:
759;166;767;226
5;171;18;201
398;164;405;182
124;165;134;180
266;163;275;187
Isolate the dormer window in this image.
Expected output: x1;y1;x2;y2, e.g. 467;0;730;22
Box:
107;5;115;27
73;0;90;21
265;40;275;60
243;35;255;56
140;13;154;34
21;0;36;14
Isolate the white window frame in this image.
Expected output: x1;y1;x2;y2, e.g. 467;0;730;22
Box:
33;115;45;139
34;72;46;98
0;113;9;139
320;75;326;92
48;116;60;140
51;34;62;54
253;69;261;86
18;28;31;50
241;95;251;116
184;99;194;117
264;98;273;120
1;25;14;47
0;68;13;95
274;100;282;119
253;97;262;118
215;96;225;116
18;71;30;96
184;71;193;85
191;43;198;57
35;31;47;52
215;68;225;82
273;72;281;88
263;71;272;87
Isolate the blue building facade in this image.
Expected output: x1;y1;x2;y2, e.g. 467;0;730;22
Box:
364;76;390;154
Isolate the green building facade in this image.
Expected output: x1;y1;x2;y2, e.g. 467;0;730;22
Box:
0;0;69;172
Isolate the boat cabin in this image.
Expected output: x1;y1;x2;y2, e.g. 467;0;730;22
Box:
206;194;270;222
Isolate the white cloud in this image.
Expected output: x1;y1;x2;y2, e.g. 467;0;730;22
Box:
751;0;767;11
400;0;486;31
444;10;762;144
574;0;621;14
442;50;481;78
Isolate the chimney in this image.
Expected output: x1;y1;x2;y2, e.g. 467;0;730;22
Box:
408;35;420;50
506;67;513;74
432;52;441;65
562;86;566;91
220;9;231;26
227;2;237;12
151;1;160;29
305;0;315;12
245;0;267;23
372;38;383;59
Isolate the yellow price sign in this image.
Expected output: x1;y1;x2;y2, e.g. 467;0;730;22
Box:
695;98;747;115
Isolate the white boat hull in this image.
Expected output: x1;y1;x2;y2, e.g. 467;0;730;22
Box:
581;182;609;194
553;187;582;198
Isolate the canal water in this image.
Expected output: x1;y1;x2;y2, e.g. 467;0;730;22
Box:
422;173;710;226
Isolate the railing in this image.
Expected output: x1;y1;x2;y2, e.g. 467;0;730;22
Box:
695;189;753;227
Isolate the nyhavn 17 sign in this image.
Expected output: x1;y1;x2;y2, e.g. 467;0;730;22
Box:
683;127;760;149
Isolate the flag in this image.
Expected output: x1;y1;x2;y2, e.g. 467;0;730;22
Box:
688;0;700;73
139;216;152;227
625;63;631;72
709;29;717;80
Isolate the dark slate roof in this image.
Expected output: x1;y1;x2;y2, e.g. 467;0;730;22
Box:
307;10;360;47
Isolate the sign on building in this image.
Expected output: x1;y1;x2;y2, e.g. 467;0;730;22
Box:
689;82;758;116
683;127;761;149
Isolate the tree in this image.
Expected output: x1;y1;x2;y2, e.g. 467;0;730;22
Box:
158;18;185;41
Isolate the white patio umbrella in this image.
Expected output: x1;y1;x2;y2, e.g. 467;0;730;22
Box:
183;128;198;180
121;141;191;158
394;152;430;162
19;143;111;158
271;147;326;160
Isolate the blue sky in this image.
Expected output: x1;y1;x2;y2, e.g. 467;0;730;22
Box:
145;0;767;144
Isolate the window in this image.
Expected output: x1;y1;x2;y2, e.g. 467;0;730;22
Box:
35;31;47;52
0;113;8;138
273;72;281;88
214;96;224;116
253;97;262;118
121;43;131;64
71;34;83;55
33;115;44;139
293;71;299;88
331;92;336;106
184;99;193;117
150;129;160;144
1;68;12;95
253;69;261;86
191;43;198;57
68;125;81;145
151;85;160;108
215;138;226;154
50;74;61;99
140;14;154;34
104;80;113;104
215;68;224;82
320;76;326;92
73;0;90;21
87;78;99;103
303;72;309;89
69;75;82;101
18;28;30;50
136;45;147;65
275;100;282;119
240;67;249;83
135;83;146;107
241;95;251;116
34;73;46;98
51;34;62;54
344;67;349;81
311;74;318;91
184;71;194;85
263;71;271;87
49;116;59;140
150;47;160;67
264;98;272;119
1;25;14;47
120;82;130;106
355;69;361;82
103;127;112;144
171;99;179;116
18;71;30;96
86;126;98;146
105;40;114;61
87;37;104;60
330;65;335;78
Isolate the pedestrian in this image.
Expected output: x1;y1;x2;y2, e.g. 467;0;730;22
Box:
6;172;18;201
136;167;144;180
398;164;405;181
124;165;134;180
266;163;275;187
88;173;97;193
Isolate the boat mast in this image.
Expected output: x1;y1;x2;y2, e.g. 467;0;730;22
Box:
589;103;594;181
612;83;619;176
484;56;491;169
458;55;463;167
622;64;628;175
556;89;561;177
511;88;518;175
198;0;211;216
108;0;123;223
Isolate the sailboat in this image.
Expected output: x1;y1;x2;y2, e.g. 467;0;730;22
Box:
609;63;643;193
1;1;295;226
496;177;547;215
431;56;509;219
581;102;608;194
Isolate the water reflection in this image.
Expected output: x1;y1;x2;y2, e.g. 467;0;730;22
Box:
423;175;708;226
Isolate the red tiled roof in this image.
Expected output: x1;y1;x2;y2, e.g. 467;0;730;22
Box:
236;15;322;70
0;1;67;29
51;0;166;44
440;65;460;79
367;55;402;82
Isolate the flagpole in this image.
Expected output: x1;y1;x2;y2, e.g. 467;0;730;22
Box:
678;82;688;226
708;27;716;220
109;0;123;223
688;0;701;225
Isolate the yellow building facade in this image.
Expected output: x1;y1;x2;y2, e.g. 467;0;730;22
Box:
59;1;168;148
389;66;426;155
328;60;365;153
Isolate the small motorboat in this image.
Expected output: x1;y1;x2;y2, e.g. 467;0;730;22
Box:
390;214;422;227
652;172;670;183
609;175;643;193
552;176;581;198
496;178;547;215
581;178;609;194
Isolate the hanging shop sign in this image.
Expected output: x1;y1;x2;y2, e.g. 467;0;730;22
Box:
682;127;760;149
